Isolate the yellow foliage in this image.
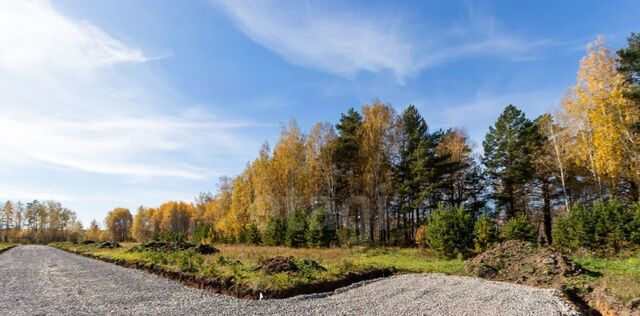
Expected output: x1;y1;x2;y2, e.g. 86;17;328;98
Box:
157;201;194;235
560;37;640;191
105;207;133;242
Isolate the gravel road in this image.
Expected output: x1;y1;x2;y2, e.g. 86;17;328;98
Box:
0;245;580;316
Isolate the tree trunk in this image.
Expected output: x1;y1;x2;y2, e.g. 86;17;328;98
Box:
542;179;552;245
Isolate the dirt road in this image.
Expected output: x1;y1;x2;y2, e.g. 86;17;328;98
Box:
0;245;579;315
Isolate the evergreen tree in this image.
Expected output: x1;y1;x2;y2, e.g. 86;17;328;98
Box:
424;204;474;258
395;105;428;244
306;208;332;247
285;210;308;248
395;105;448;244
502;215;536;242
263;217;286;246
473;214;496;252
333;108;363;234
246;222;262;245
482;105;537;220
617;33;640;109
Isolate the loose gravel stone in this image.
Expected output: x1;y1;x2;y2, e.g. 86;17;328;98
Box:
0;245;580;315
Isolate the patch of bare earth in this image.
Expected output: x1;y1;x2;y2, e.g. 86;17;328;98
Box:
465;240;582;288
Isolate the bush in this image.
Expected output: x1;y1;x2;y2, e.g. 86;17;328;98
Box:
191;224;214;244
553;199;639;252
174;250;204;273
306;208;333;247
286;210;308;248
246;222;262;245
424;204;474;258
264;217;286;246
502;214;536;242
473;214;496;252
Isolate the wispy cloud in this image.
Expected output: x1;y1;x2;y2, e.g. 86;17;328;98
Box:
0;0;147;74
213;0;550;82
0;0;259;181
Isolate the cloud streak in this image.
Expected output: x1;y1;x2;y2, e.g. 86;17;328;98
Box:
0;0;258;181
214;0;550;82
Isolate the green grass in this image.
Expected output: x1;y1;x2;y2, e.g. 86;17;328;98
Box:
352;247;465;274
50;242;464;293
0;242;15;252
572;255;640;303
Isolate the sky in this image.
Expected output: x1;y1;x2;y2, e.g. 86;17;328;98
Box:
1;0;638;226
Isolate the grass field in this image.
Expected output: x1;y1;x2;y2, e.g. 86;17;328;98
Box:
50;242;464;293
572;255;640;303
0;243;15;252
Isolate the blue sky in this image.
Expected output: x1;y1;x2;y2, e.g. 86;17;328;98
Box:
1;0;638;226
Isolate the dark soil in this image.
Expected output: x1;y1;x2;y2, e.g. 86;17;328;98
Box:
97;241;121;249
465;240;582;288
255;256;299;273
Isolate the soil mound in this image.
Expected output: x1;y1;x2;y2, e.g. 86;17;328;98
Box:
97;241;121;249
255;256;299;273
465;240;582;287
129;240;219;254
192;243;219;254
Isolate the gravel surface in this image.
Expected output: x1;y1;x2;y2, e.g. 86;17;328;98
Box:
0;245;580;316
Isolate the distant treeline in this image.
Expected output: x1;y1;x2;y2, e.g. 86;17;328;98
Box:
92;35;640;255
0;200;82;243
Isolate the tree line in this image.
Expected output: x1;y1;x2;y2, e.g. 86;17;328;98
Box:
4;35;638;255
95;35;640;253
0;200;83;243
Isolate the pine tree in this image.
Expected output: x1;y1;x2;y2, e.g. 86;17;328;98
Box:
483;104;537;220
395;105;428;243
333;108;363;235
617;33;640;109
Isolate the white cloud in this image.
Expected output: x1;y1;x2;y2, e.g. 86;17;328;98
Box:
0;0;258;181
214;0;550;82
0;0;146;74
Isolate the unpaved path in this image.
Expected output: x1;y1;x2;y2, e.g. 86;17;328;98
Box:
0;245;579;315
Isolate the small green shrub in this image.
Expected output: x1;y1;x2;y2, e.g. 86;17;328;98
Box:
246;222;262;245
306;208;333;247
473;214;496;252
502;214;536;242
175;250;204;273
286;210;308;248
264;217;287;246
191;224;214;244
553;199;639;252
424;204;474;258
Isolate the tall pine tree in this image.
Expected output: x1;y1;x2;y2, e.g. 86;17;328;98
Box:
483;105;538;220
333;108;363;235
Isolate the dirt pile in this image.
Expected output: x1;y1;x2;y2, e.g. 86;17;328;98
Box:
465;240;582;288
255;256;299;273
96;241;121;249
129;240;219;254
